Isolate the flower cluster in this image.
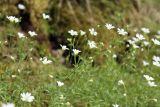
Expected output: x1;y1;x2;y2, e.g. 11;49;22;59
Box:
127;33;147;49
88;40;97;49
40;57;52;64
152;56;160;67
105;23;115;30
117;28;128;36
152;38;160;45
28;31;37;37
143;60;149;66
17;32;26;38
143;75;157;87
6;16;20;23
89;28;97;36
68;30;78;36
141;27;150;34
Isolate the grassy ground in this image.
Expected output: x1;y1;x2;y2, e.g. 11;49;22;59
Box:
0;21;160;107
0;1;160;107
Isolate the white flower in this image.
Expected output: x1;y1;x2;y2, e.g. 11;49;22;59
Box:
143;60;149;66
72;49;81;55
123;93;127;96
4;41;7;44
28;31;37;37
112;104;119;107
80;30;86;36
88;40;97;49
48;74;53;78
141;27;150;34
117;28;128;36
141;48;144;51
148;81;157;87
68;30;78;36
11;75;16;78
143;41;149;46
21;92;35;102
18;32;25;38
6;16;20;23
1;103;15;107
40;57;52;64
153;99;158;102
136;33;145;40
113;54;117;58
60;44;69;51
132;44;139;49
89;79;93;82
65;102;71;106
153;56;160;67
132;37;139;42
18;4;25;10
105;23;115;30
153;56;160;62
10;56;15;60
118;80;124;85
18;69;21;73
59;95;65;100
153;61;160;67
128;40;135;45
143;74;157;87
42;13;50;20
143;75;154;81
89;28;97;36
57;81;64;87
152;38;160;45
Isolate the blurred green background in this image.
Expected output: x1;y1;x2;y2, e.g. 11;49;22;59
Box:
0;0;160;37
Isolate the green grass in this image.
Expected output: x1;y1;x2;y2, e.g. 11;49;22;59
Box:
0;53;160;107
0;1;160;106
0;22;160;107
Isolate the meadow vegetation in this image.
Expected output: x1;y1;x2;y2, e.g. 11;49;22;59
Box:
0;0;160;107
